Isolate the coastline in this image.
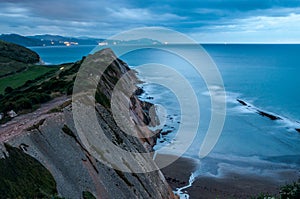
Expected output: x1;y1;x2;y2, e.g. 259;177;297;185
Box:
160;154;300;199
137;74;300;198
0;48;177;199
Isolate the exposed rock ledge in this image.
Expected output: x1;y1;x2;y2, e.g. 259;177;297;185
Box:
0;49;176;199
237;99;300;133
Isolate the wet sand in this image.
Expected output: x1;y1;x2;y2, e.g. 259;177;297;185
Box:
186;173;280;199
157;153;199;188
159;154;297;199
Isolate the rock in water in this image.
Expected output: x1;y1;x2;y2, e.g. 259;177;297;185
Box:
237;99;248;106
257;110;281;120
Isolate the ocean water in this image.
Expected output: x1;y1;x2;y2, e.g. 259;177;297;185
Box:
31;45;300;183
116;44;300;184
29;45;95;64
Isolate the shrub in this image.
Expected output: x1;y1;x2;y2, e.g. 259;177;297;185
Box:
66;83;74;95
280;180;300;199
16;97;32;110
253;180;300;199
95;90;110;108
28;93;51;104
3;102;15;113
41;79;69;93
82;191;96;199
4;86;13;94
0;144;58;198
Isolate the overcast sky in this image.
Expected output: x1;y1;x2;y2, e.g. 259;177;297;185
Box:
1;0;300;43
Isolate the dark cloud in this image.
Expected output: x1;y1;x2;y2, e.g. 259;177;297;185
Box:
0;0;299;42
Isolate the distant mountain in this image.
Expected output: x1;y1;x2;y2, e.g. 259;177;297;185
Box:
28;34;104;45
0;34;45;47
28;34;74;41
0;34;162;47
115;38;161;45
0;34;103;47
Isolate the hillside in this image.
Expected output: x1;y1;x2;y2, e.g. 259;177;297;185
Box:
0;40;40;64
0;48;175;198
0;40;57;94
0;64;58;94
0;40;41;78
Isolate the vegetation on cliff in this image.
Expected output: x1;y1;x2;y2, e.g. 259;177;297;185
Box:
253;180;300;199
0;144;59;198
0;44;175;198
0;65;57;94
0;56;83;121
0;40;40;64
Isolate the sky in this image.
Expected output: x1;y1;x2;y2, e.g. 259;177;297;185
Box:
0;0;300;43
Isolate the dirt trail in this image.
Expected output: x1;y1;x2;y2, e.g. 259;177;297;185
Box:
0;96;70;142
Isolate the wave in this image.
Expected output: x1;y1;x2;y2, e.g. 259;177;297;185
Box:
194;153;300;183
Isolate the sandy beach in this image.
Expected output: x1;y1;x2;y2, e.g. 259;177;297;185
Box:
159;154;298;199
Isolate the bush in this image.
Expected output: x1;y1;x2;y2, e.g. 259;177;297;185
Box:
16;97;32;110
23;79;35;87
82;191;96;199
66;83;74;95
280;180;300;199
4;86;13;94
41;79;69;93
2;102;15;112
253;180;300;199
95;90;110;108
28;93;51;104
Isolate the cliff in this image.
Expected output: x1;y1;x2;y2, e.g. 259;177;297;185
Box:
0;48;175;198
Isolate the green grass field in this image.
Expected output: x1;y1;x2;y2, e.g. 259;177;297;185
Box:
0;56;27;77
0;65;57;94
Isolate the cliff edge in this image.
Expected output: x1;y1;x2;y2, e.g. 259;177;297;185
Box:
0;48;175;199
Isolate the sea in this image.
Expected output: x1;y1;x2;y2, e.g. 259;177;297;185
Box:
30;44;300;196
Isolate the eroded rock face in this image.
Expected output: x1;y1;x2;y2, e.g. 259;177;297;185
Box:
3;49;175;199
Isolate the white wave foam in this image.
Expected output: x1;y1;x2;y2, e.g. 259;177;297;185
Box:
213;162;300;182
174;172;196;199
195;153;300;183
213;88;300;133
202;85;240;104
236;98;300;132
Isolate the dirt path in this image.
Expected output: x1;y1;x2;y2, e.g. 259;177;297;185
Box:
0;96;70;142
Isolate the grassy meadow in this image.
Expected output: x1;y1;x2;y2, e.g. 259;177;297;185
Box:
0;65;57;94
